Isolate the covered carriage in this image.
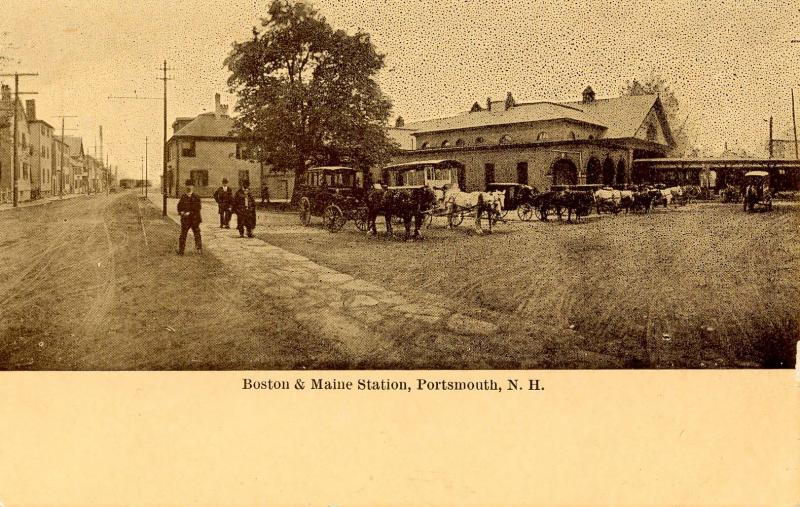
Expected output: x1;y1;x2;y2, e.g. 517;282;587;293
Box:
742;171;772;212
296;166;369;232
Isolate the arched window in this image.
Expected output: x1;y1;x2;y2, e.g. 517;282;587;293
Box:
588;135;595;140
569;131;577;141
536;132;548;141
455;139;465;147
475;137;485;145
441;140;450;148
646;123;657;142
499;134;512;145
420;141;429;149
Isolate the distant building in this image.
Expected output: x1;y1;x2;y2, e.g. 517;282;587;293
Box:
388;88;675;190
0;83;33;202
51;137;70;195
57;135;86;193
26;100;56;198
772;139;800;160
165;93;294;201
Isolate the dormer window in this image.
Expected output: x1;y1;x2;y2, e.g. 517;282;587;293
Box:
569;131;577;141
420;141;429;149
499;134;512;145
536;132;548;141
475;137;485;145
441;140;450;148
646;123;657;142
455;139;465;147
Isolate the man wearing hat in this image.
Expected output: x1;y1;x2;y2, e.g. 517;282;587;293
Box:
176;179;203;255
213;178;234;228
233;180;257;238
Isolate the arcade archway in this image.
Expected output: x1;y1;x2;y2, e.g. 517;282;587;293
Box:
552;158;578;186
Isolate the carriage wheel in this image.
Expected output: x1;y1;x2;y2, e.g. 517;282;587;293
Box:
323;204;346;233
353;208;369;232
537;206;547;221
517;203;534;221
299;197;312;226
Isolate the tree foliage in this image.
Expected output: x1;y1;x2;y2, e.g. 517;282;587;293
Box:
224;0;396;180
621;74;691;155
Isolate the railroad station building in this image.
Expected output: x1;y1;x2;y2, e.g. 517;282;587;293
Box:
387;87;675;191
165;93;294;201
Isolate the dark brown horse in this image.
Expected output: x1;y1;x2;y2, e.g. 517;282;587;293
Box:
366;186;437;240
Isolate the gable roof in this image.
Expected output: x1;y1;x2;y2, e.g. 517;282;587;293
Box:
171;112;236;139
404;93;672;144
56;135;84;157
408;101;603;134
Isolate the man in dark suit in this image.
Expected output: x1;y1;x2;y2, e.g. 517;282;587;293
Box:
213;178;234;228
234;180;257;238
177;179;203;255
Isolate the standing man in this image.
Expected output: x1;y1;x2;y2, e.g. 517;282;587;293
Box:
234;180;257;238
177;179;203;255
261;183;270;205
213;178;234;228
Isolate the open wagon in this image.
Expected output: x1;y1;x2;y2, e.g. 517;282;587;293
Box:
296;166;369;232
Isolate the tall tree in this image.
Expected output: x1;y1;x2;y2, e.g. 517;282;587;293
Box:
225;0;396;188
621;74;691;155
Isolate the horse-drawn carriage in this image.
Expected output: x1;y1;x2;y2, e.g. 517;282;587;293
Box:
742;170;772;212
531;184;596;222
296;166;369;232
485;182;541;221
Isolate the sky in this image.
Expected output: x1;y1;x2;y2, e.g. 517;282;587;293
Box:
2;0;799;179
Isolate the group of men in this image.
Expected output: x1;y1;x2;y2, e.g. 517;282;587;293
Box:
176;178;259;255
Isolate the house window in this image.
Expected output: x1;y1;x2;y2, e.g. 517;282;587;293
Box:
536;132;548;141
516;162;528;185
235;143;242;159
189;169;208;187
238;170;250;187
42;146;46;157
441;140;450;148
484;163;495;188
499;134;512;145
475;137;485;145
181;141;196;157
23;162;29;179
455;139;465;147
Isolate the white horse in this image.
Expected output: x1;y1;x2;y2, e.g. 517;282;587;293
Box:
443;186;504;234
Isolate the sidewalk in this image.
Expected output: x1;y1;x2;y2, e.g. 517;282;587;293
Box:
0;192;87;213
149;193;500;358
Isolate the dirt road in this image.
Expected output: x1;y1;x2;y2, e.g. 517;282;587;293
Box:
0;192;342;369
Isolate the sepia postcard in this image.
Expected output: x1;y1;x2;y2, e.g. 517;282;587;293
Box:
0;1;798;505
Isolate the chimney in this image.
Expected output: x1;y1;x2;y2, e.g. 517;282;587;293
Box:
1;84;10;102
504;91;515;110
26;99;36;120
395;116;405;128
582;86;596;104
486;97;492;111
214;93;229;116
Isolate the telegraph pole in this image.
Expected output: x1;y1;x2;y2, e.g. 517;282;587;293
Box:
157;60;174;216
792;90;799;159
54;114;78;200
769;116;773;159
0;72;38;207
